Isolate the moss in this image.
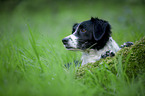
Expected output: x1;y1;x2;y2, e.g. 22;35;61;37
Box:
76;36;145;79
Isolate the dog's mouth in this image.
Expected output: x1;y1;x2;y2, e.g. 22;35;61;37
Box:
64;45;80;51
65;46;73;49
63;44;73;49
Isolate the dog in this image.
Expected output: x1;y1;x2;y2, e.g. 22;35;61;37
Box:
62;17;132;66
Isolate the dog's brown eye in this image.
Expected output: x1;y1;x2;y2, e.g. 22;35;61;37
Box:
80;29;86;33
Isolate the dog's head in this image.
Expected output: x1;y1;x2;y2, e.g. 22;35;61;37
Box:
62;17;111;51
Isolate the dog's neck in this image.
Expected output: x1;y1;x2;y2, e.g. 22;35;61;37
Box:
81;37;120;66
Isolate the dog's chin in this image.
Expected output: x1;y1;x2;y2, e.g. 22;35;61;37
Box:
64;46;80;51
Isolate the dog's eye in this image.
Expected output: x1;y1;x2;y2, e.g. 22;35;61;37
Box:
80;29;86;33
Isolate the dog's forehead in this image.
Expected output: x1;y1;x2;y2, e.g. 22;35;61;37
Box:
72;19;93;34
79;20;92;28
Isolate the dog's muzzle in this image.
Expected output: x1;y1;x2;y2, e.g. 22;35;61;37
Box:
62;38;71;49
62;35;78;50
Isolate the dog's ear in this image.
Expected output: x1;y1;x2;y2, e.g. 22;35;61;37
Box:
72;23;78;34
91;17;111;41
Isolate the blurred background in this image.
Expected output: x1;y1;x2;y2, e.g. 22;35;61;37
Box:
0;0;145;43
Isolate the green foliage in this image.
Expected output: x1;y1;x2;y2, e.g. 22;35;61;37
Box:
0;1;145;96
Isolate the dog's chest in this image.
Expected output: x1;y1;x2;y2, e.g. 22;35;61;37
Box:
81;50;101;66
81;38;120;66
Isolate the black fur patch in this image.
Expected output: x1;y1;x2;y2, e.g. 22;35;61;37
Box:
72;23;78;34
74;17;111;50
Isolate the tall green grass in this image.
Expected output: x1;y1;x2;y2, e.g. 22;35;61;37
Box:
0;1;145;96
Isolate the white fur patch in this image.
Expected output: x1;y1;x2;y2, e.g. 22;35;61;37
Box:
81;37;120;65
64;34;78;50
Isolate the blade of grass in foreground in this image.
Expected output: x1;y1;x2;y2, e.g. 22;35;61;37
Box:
27;24;43;72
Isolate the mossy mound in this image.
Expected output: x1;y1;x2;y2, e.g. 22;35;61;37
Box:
76;36;145;79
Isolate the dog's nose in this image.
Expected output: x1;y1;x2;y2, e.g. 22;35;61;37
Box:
62;38;68;45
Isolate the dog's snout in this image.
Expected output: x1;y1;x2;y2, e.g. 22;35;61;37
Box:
62;38;68;45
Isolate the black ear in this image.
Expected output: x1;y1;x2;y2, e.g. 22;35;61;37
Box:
72;23;78;34
91;17;111;41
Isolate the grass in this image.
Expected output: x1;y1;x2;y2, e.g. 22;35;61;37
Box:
0;1;145;96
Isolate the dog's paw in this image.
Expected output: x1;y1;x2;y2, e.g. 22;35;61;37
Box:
120;42;133;48
101;50;115;59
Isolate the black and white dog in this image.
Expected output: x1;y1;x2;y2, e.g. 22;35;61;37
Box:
62;17;132;66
